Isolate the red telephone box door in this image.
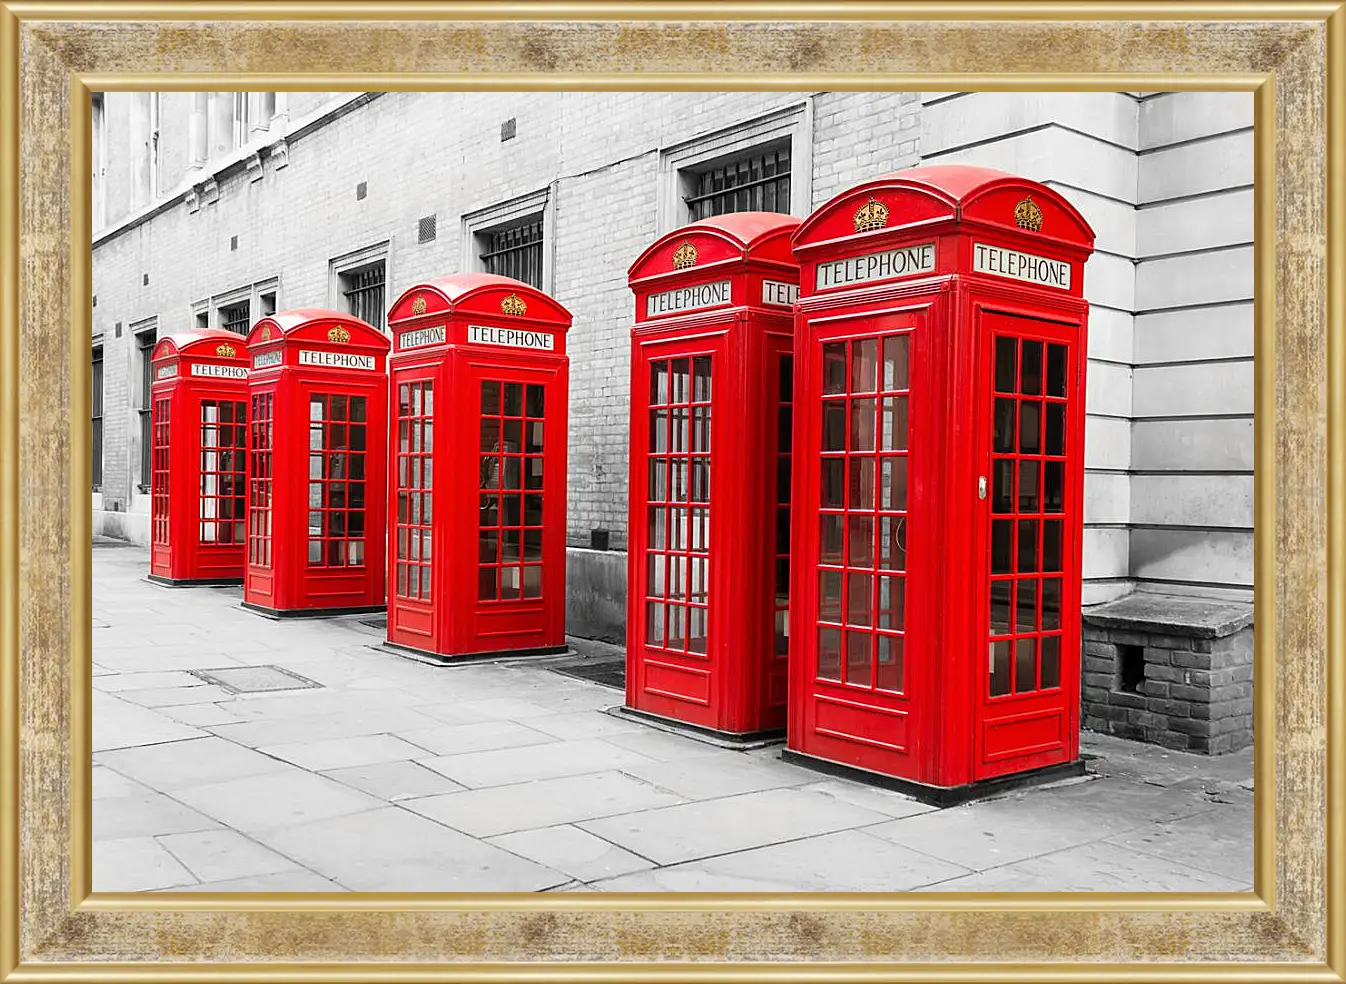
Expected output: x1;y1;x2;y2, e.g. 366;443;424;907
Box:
794;313;922;779
974;310;1082;780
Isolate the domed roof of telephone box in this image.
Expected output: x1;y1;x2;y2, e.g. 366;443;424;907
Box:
387;273;572;327
152;327;248;361
629;211;801;284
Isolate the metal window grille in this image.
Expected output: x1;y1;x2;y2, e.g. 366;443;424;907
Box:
685;146;792;221
92;346;104;489
418;214;437;244
220;301;250;335
342;263;386;330
137;329;157;489
480;218;543;289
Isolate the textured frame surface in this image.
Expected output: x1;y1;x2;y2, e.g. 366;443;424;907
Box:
0;2;1341;979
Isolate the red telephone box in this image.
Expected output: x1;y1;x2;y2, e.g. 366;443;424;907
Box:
785;165;1096;802
240;310;390;617
624;213;801;738
147;329;251;586
384;274;571;660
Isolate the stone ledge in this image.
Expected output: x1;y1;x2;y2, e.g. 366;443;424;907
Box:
1081;592;1253;640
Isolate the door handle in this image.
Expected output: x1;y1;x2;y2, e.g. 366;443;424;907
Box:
978;476;988;500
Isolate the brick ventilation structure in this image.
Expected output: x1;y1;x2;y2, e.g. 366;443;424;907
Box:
1081;594;1253;754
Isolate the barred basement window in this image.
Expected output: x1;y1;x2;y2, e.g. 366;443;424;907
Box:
341;262;386;331
220;301;250;335
685;145;792;221
136;327;157;490
92;346;104;490
480;218;543;290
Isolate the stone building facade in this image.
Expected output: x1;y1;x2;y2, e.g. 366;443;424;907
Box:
90;90;1255;747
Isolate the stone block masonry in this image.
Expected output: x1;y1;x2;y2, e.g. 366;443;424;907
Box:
1080;592;1253;754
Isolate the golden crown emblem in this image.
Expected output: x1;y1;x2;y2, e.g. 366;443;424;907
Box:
500;293;528;316
259;326;271;341
1014;196;1044;232
671;241;698;270
411;295;427;315
214;343;236;359
853;197;889;233
327;325;352;344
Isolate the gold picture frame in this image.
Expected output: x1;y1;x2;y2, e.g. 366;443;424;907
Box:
1;1;1342;978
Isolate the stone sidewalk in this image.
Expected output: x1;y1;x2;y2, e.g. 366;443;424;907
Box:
92;540;1254;893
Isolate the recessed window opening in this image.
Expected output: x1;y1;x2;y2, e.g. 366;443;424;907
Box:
1117;644;1145;693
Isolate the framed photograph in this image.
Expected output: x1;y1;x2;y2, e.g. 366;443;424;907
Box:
1;1;1341;980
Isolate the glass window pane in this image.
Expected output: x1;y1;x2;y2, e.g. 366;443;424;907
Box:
846;573;872;626
1021;340;1043;395
847;514;874;569
822;402;847;452
1042;577;1062;631
525;528;542;561
817;627;842;681
1017;578;1039;633
1019;401;1041;454
526;384;545;417
503;383;523;416
523;564;542;599
990;640;1011;696
670;358;690;404
650;361;669;406
1044;461;1065;513
820;514;844;565
993;459;1014;514
850;398;876;451
1045;403;1065;456
819;570;843;623
878;576;904;631
1041;636;1061;689
992;519;1013;574
876;634;904;692
648;507;667;549
688;606;708;654
480;418;501;452
1043;520;1063;572
667;604;686;649
481;380;500;415
649;458;668;501
650;410;668;453
995;336;1017;392
879;516;906;571
479;530;498;564
850;339;878;393
994;398;1016;453
646;602;665;646
1047;344;1067;396
1018;460;1040;513
881;396;908;451
821;459;845;509
1018;519;1039;573
990;579;1011;636
822;343;847;395
883;335;909;391
692;356;712;402
880;456;907;512
848;457;874;510
1015;638;1037;693
846;630;872;686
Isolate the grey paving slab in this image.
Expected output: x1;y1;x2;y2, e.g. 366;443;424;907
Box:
159;702;246;727
321;761;466;801
402;770;687;837
614;752;816;801
94;670;205;693
96;737;295;791
592;829;971;892
424;696;562;723
487;825;655;882
92;765;152;800
93;836;199;892
393;720;557;757
915;839;1249;892
162;870;348;892
93;649;253;673
259;734;429;771
417;738;656;788
579;787;893;866
157;829;304;883
509;710;643;741
796;780;938;820
92;691;205;752
93;792;223;841
205;706;447;747
171;771;384;834
115;684;236;708
599;729;730;763
1102;803;1254;883
255;806;570;892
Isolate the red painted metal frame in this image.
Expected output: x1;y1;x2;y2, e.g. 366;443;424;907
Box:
789;165;1095;790
147;329;251;586
241;310;390;617
385;274;571;660
626;212;801;737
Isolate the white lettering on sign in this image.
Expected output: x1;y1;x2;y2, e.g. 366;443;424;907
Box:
190;363;248;379
298;349;376;371
645;279;732;318
761;280;800;308
973;242;1071;290
815;242;937;290
154;363;179;380
399;324;446;350
251;350;283;369
468;324;555;351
